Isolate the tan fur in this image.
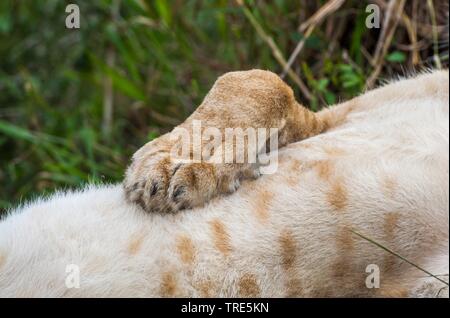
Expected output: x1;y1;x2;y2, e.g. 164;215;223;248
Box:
313;160;335;181
160;271;178;297
279;230;297;270
251;190;273;223
195;279;216;297
383;212;401;271
176;235;196;265
209;219;232;256
327;179;348;211
278;230;303;297
238;273;260;297
127;232;146;255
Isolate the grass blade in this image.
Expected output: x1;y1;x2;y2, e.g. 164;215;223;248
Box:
351;229;449;286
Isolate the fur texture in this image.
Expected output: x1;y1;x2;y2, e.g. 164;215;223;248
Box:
0;70;448;297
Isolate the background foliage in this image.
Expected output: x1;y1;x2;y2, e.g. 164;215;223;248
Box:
0;0;448;213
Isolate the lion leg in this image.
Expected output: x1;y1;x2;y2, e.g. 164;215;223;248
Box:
123;69;326;213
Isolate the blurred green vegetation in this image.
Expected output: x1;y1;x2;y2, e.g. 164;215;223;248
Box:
0;0;448;212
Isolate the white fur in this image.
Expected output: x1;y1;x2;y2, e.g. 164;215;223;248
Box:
0;71;448;297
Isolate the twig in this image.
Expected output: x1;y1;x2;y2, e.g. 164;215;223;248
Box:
326;15;346;56
411;0;420;65
149;109;180;126
102;0;121;138
133;101;180;127
102;47;115;137
366;0;406;89
281;25;314;79
282;0;345;78
427;0;442;69
400;9;419;65
361;46;375;67
235;0;313;101
373;0;420;65
342;50;363;74
298;0;345;33
351;229;449;286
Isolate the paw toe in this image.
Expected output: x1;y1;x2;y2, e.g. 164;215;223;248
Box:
171;185;186;201
149;181;159;196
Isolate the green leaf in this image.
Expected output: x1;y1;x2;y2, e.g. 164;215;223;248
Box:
0;12;12;33
147;131;159;141
92;55;146;101
155;0;172;26
105;23;142;84
386;51;406;63
324;91;336;105
316;78;329;91
0;120;36;143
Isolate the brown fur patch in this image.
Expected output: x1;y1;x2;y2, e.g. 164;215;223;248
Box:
209;219;232;256
127;231;146;255
313;160;335;181
279;230;303;297
161;271;178;297
384;212;400;240
176;235;196;265
279;230;297;270
383;212;400;270
378;285;409;298
253;190;274;222
196;279;215;297
337;226;354;250
327;179;348;211
238;273;261;297
333;226;355;278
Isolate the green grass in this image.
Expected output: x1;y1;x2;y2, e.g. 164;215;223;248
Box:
0;0;448;213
